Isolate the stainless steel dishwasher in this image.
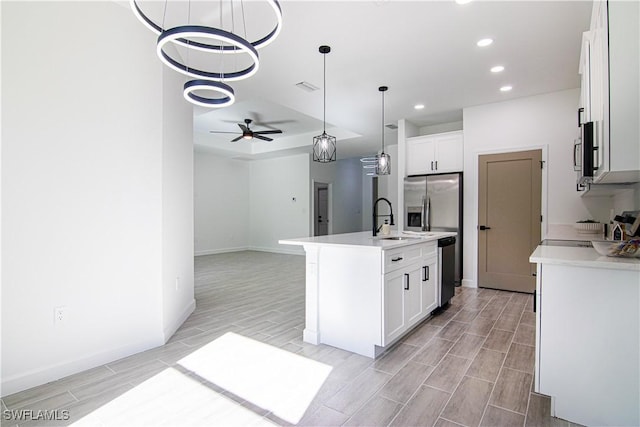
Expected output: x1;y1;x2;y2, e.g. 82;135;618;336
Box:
438;236;456;306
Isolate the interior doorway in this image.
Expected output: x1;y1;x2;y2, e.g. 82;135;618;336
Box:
478;149;542;293
313;182;330;236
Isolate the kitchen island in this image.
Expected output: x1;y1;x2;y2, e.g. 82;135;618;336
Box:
279;231;455;358
530;244;640;426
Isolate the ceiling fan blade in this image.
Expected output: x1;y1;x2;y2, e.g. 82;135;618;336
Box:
230;135;244;142
210;130;241;134
255;119;296;126
253;134;273;142
238;124;249;132
254;130;282;135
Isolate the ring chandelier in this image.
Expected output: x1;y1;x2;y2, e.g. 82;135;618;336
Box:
130;0;282;108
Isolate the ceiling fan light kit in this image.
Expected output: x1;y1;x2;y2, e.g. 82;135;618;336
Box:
313;45;337;164
375;86;391;176
130;0;282;108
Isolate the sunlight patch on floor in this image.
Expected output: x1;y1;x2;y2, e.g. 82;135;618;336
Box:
71;366;274;426
178;332;333;424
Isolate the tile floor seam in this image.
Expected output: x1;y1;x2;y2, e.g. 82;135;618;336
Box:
440;415;468;427
489;402;528;416
478;319;518;427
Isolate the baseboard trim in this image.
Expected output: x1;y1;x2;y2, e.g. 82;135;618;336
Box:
248;246;305;256
461;279;477;288
163;298;196;343
194;246;249;257
1;336;163;397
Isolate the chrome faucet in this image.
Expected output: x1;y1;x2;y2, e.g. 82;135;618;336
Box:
373;197;395;236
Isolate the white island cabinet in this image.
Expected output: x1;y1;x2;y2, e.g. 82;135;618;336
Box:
530;246;640;426
280;231;452;358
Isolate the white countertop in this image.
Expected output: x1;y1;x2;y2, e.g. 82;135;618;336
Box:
279;230;457;250
530;245;640;272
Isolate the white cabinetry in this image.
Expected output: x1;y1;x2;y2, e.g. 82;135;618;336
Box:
382;242;438;346
534;262;639;426
406;131;463;176
584;0;640;184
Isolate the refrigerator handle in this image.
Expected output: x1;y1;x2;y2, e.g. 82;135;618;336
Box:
420;196;426;231
424;197;431;231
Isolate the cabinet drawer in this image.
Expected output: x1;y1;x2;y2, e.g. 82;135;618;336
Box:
384;242;436;274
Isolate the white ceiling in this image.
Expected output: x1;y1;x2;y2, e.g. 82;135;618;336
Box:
149;0;593;160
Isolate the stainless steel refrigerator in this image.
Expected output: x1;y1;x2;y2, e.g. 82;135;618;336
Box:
404;173;463;285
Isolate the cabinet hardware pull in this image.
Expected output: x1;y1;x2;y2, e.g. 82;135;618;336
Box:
422;265;429;281
404;273;410;290
391;257;403;262
430;161;434;170
578;107;584;127
435;161;438;170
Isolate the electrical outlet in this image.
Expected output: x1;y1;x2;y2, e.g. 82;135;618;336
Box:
54;306;66;324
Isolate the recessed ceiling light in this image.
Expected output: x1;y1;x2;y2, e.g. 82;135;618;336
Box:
491;65;505;73
477;38;493;47
414;104;425;110
455;0;473;4
500;85;513;92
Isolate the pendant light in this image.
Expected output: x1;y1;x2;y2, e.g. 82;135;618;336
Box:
376;86;391;175
313;45;336;163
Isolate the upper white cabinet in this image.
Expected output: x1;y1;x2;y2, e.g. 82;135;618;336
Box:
406;131;463;176
585;0;640;184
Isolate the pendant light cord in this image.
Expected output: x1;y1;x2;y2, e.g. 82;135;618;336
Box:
381;89;385;153
323;52;327;133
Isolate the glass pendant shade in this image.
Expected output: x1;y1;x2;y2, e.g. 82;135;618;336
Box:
313;132;337;163
375;152;391;175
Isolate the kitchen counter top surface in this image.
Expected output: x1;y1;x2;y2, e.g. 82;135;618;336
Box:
279;230;456;250
530;245;640;271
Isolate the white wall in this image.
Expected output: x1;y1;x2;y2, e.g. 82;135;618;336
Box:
249;154;310;253
161;66;196;340
194;150;250;255
461;89;595;287
310;158;365;234
1;1;193;395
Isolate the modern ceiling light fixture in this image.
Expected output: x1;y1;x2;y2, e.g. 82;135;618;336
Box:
500;85;513;92
491;65;505;73
130;0;282;51
414;104;425;110
375;86;391;176
476;38;493;47
156;25;260;82
312;45;336;163
130;0;283;108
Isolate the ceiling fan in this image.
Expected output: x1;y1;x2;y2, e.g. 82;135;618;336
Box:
210;119;283;142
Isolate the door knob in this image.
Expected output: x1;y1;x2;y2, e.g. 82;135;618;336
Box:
479;225;491;230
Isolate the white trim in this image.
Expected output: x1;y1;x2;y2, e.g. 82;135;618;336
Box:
1;336;163;396
472;144;549;288
194;246;249;257
461;279;477;288
248;246;305;256
162;299;196;343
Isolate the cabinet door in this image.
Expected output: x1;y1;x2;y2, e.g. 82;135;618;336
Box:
404;266;423;326
421;256;439;313
383;269;407;345
433;132;463;173
406;136;436;175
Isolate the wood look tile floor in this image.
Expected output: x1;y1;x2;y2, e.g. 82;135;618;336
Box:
1;251;582;427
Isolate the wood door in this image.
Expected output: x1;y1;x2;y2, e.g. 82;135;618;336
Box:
478;150;542;293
